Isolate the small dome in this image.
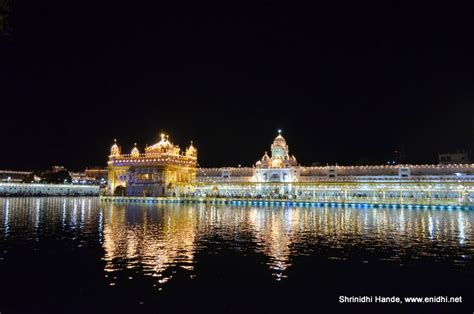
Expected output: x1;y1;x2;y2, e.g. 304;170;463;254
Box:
273;134;287;147
262;151;270;161
186;141;197;157
110;139;120;156
156;134;173;149
146;133;180;155
131;143;140;157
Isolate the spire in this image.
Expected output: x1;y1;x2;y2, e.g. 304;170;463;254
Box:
110;139;120;157
186;140;197;157
131;142;140;157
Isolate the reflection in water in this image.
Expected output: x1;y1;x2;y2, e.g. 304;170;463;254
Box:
248;208;295;279
3;199;9;240
102;203;198;285
99;202;474;285
0;198;474;289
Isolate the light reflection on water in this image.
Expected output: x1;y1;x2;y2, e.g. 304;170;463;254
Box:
0;197;473;287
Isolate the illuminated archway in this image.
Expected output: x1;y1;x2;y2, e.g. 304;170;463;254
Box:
114;185;126;196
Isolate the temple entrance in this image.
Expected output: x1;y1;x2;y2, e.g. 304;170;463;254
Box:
114;185;126;196
167;182;174;196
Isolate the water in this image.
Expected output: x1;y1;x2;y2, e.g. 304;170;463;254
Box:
0;197;473;313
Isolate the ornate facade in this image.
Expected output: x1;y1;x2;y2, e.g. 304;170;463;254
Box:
254;131;299;184
107;134;197;197
196;132;474;204
106;131;474;205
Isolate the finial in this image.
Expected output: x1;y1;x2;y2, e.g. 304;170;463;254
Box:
161;133;165;140
114;138;117;143
134;142;137;147
190;140;193;145
278;129;282;134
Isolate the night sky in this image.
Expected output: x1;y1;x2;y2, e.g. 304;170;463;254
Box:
1;1;474;171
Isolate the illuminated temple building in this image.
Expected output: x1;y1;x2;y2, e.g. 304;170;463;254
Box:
195;131;474;204
107;134;197;196
107;131;474;204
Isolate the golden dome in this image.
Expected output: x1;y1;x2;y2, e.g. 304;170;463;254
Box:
110;139;120;157
185;141;197;157
145;133;181;155
131;143;140;158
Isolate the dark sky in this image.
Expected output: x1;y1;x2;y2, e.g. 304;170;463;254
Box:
1;1;474;170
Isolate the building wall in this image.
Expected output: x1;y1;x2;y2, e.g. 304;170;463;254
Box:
0;183;99;196
254;167;299;182
297;165;474;177
194;134;474;200
195;164;474;204
194;179;474;203
197;164;474;181
84;168;108;180
0;170;33;183
198;167;253;177
108;163;196;197
107;165;128;195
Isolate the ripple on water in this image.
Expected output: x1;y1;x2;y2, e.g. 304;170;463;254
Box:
0;198;473;289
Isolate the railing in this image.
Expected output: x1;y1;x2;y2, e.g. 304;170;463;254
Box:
300;164;474;170
109;155;196;166
197;177;254;183
100;195;473;208
0;182;99;188
0;170;33;175
195;176;474;184
0;183;101;196
297;175;474;182
112;152;196;159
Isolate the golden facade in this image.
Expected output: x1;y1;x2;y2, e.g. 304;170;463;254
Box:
107;134;197;197
105;131;474;206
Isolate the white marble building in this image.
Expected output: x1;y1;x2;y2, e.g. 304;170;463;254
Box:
195;132;474;204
